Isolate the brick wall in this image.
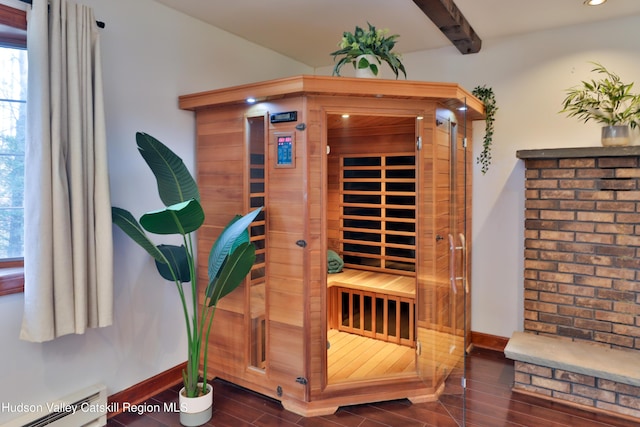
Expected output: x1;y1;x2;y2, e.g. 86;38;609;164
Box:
513;361;640;419
522;155;640;351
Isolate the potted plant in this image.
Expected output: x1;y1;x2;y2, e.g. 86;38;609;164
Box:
330;22;406;79
472;85;498;174
560;62;640;146
112;132;261;426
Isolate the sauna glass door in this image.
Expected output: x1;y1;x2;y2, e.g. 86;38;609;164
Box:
415;110;468;424
326;114;418;385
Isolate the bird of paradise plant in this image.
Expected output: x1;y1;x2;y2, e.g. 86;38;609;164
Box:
112;132;261;399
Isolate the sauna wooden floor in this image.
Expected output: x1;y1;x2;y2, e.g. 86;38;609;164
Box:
327;329;415;383
107;347;638;427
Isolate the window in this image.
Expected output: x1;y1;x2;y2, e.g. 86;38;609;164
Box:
0;3;27;296
247;115;267;369
0;46;26;259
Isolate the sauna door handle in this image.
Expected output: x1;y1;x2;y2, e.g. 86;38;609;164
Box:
458;233;468;294
448;233;467;294
448;234;458;294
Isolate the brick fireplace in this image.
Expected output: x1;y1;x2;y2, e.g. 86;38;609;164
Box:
505;146;640;421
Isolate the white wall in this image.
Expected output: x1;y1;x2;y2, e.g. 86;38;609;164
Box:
319;14;640;339
0;0;311;423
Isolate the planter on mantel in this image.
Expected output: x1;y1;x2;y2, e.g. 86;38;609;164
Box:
601;125;630;146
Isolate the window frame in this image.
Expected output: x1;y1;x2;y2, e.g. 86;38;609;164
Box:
0;2;27;296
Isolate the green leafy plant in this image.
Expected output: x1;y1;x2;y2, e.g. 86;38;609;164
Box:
112;132;261;399
560;62;640;128
330;22;406;79
472;85;497;175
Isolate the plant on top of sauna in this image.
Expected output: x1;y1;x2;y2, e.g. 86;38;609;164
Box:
472;85;498;174
330;22;406;79
112;132;261;400
560;62;640;128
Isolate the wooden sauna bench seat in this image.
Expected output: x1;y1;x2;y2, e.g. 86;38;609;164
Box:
326;268;415;299
327;268;415;347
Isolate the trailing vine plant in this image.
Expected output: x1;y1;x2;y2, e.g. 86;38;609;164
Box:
472;85;497;174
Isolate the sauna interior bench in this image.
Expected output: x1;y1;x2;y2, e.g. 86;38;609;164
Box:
326;268;415;298
326;268;416;347
504;331;640;387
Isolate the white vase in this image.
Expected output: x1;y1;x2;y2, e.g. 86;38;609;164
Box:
179;383;213;426
354;54;380;78
601;125;630;146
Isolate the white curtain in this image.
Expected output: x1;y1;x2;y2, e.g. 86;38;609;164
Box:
21;0;113;342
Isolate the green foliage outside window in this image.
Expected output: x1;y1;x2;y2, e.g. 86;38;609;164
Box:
0;46;27;260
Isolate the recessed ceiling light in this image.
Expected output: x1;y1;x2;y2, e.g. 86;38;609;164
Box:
341;114;350;118
246;97;256;104
584;0;607;6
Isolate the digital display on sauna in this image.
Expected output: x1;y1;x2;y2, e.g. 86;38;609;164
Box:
270;111;297;123
276;135;294;167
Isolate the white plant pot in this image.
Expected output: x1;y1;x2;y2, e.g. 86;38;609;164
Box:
354;54;380;78
179;383;213;426
601;125;630;147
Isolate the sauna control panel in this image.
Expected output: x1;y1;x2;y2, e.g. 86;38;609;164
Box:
275;132;295;168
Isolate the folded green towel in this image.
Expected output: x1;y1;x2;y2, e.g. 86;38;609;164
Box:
327;250;344;274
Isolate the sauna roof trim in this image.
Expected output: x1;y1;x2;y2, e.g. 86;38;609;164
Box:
178;75;485;121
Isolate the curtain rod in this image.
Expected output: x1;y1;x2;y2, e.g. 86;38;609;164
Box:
18;0;106;28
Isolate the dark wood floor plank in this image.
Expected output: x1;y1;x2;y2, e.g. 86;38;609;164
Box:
315;407;367;427
439;394;527;427
201;410;256;427
370;399;460;426
341;403;426;427
296;415;351;427
108;348;637;427
216;381;303;424
358;420;394;427
211;394;268;424
254;412;301;427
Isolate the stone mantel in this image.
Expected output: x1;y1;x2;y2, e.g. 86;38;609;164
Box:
516;145;640;159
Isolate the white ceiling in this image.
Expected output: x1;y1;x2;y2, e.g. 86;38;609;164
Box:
153;0;640;68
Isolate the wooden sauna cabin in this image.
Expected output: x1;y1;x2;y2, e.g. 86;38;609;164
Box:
179;75;484;416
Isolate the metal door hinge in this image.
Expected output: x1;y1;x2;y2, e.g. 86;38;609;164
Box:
416;136;422;150
296;240;307;248
295;377;308;385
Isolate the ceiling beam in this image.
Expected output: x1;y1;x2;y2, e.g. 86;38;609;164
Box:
412;0;482;54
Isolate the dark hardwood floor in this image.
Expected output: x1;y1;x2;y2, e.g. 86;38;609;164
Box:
107;348;637;427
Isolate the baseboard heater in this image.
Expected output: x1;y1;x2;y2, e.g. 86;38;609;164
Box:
4;383;107;427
